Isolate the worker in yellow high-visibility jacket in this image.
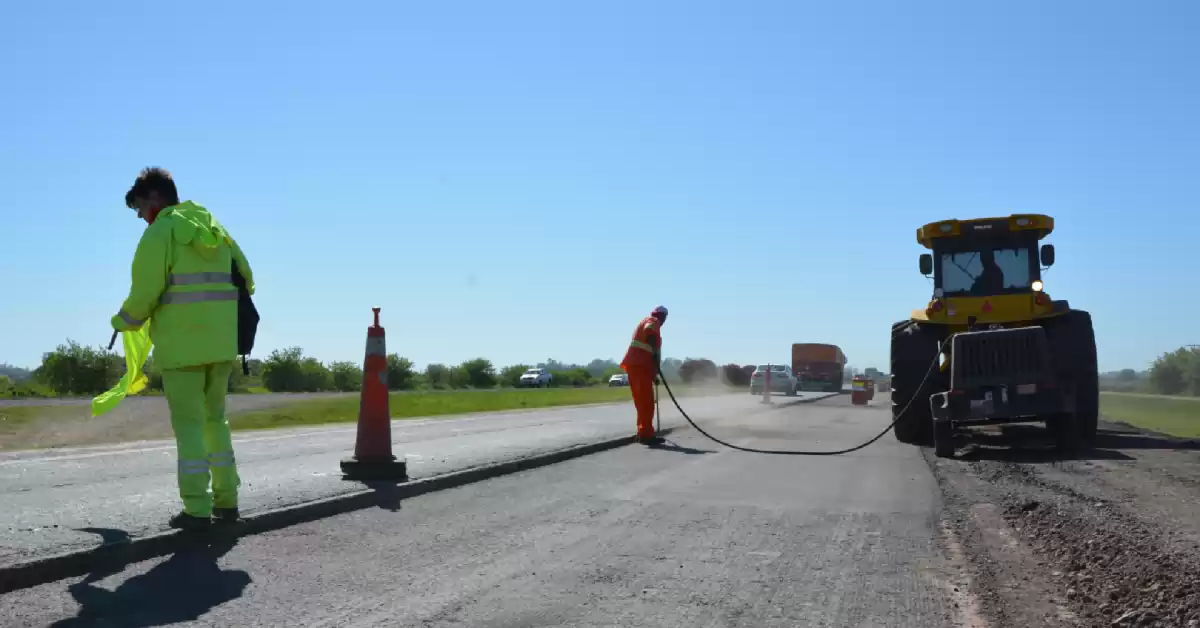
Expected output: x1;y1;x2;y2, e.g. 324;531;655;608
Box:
113;167;255;530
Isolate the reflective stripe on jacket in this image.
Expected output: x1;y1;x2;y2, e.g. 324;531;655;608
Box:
111;201;254;371
620;316;661;370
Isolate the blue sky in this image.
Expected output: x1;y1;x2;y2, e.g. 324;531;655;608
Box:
1;0;1197;373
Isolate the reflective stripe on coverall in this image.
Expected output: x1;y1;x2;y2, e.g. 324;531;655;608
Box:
620;316;661;440
111;201;255;518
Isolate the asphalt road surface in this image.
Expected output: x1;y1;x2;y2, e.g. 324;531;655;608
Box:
0;390;837;570
0;394;972;628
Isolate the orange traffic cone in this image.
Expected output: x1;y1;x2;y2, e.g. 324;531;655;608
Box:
340;307;409;481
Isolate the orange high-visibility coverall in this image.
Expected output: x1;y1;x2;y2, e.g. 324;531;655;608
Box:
620;315;662;440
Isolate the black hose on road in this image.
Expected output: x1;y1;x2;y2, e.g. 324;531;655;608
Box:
654;344;942;456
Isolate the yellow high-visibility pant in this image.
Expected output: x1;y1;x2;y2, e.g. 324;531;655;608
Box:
161;361;239;518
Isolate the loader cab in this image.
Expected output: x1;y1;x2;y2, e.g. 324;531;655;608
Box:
914;214;1060;325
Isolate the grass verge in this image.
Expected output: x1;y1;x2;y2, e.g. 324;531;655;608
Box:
231;385;718;431
1100;392;1200;439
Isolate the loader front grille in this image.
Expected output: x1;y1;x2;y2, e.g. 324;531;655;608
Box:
950;327;1052;390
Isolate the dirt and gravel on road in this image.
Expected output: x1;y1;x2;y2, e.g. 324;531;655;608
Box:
928;421;1200;628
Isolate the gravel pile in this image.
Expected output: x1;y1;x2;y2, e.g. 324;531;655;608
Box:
1005;496;1200;627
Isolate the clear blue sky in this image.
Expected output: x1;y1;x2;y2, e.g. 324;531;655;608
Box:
2;0;1197;373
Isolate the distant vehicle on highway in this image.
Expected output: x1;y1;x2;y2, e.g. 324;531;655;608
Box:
793;343;847;393
750;364;798;396
608;373;629;387
517;368;552;388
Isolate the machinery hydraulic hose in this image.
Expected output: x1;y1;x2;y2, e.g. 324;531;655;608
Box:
655;341;943;456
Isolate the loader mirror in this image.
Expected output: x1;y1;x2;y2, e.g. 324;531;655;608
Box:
919;254;933;275
1040;244;1055;267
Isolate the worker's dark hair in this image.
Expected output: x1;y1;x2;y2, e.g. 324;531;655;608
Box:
125;167;179;208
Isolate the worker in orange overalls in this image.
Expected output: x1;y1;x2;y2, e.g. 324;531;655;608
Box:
620;306;668;445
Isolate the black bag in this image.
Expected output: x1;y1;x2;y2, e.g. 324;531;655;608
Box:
231;261;260;375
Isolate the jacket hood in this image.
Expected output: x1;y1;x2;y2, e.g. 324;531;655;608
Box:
162;201;229;261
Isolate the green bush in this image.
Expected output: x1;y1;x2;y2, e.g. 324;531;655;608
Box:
500;364;532;387
448;365;471;389
34;340;124;395
1149;346;1200;396
550;368;594;387
262;347;334;392
424;363;452;389
459;358;497;389
329;361;363;392
721;363;750;387
386;355;418;390
678;358;717;384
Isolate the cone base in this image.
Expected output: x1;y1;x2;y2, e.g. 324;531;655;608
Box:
340;456;409;481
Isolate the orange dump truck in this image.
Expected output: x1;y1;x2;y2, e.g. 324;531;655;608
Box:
792;343;847;393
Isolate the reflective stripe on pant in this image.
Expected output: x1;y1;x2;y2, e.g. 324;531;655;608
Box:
625;364;657;439
161;361;239;517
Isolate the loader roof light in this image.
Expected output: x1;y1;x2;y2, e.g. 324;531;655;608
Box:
1031;280;1044;292
939;223;954;233
1016;217;1031;226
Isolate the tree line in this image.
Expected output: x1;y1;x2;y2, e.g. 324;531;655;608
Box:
1145;345;1200;396
0;341;776;397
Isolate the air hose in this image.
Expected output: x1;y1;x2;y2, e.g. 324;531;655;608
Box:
654;342;943;456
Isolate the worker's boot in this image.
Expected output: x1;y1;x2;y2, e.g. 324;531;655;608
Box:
168;511;212;531
212;507;241;525
638;435;665;446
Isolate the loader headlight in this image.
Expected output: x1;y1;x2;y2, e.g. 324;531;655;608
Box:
1031;280;1044;292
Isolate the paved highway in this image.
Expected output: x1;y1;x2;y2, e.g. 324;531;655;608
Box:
0;394;969;627
0;390;837;570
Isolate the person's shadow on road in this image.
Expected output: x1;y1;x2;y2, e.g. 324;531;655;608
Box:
647;439;715;455
51;535;250;628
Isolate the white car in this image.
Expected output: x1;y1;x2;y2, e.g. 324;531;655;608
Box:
517;368;552;388
608;373;629;387
750;364;799;396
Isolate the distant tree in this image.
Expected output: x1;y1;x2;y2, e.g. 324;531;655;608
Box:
459;358;497;389
1149;346;1200;396
329;361;363;392
550;368;594;387
448;365;471;389
386;354;418;390
678;359;718;384
1117;369;1139;382
586;358;619;378
299;357;333;392
34;340;123;395
500;364;531;388
424;363;452;389
0;364;32;382
660;358;683;380
721;363;751;387
261;347;332;392
261;347;303;392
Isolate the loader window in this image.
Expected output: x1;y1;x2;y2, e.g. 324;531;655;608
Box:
939;247;1032;295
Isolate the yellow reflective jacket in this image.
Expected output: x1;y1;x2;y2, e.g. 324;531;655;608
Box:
111;201;255;371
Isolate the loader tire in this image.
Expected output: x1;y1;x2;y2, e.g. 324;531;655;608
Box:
890;320;945;446
1046;310;1099;445
1049;411;1082;455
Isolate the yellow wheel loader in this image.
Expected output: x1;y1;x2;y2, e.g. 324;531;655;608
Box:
890;214;1099;458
